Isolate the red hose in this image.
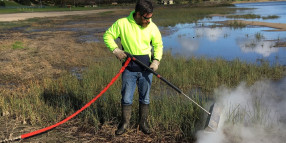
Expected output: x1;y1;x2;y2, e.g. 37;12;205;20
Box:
20;58;131;139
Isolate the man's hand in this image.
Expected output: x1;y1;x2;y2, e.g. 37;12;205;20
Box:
113;48;127;60
150;60;160;71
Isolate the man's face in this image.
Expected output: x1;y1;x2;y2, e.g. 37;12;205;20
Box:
138;13;153;28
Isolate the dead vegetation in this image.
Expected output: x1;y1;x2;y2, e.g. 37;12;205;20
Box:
0;8;188;143
0;10;129;86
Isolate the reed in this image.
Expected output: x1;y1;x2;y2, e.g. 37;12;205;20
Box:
255;32;264;41
226;14;261;19
225;95;279;128
262;15;279;19
227;20;247;29
226;14;279;20
0;50;284;141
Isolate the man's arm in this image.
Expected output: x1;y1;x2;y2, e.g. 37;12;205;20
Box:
150;25;163;71
151;26;163;61
103;20;121;52
103;20;126;60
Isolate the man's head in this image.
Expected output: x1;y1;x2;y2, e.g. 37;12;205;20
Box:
134;0;153;28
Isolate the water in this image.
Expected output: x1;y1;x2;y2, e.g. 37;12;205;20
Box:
162;1;286;65
234;1;286;24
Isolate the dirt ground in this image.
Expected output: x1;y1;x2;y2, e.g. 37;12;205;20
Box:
0;117;177;143
0;8;285;142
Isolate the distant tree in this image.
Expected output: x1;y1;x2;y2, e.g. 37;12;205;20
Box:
15;0;32;6
35;0;141;6
30;0;40;4
0;1;5;7
117;0;137;3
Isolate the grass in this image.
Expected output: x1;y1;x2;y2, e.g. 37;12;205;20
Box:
0;18;41;30
227;20;247;29
226;14;280;20
0;6;100;14
0;1;134;14
226;14;261;19
255;32;264;41
225;94;279;128
262;15;280;19
0;51;284;141
0;9;117;31
0;3;123;14
12;41;25;49
153;7;239;27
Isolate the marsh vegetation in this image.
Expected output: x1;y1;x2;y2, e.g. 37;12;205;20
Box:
0;4;285;142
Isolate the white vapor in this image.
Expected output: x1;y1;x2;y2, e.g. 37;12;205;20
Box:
197;79;286;143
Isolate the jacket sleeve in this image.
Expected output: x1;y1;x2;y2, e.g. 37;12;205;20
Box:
151;25;163;61
103;20;121;52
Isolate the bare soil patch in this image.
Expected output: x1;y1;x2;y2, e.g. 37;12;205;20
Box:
0;118;178;142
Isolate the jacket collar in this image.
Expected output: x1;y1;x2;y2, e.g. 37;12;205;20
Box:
127;10;137;24
128;10;152;28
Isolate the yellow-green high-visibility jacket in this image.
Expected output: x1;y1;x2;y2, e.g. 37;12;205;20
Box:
103;10;163;61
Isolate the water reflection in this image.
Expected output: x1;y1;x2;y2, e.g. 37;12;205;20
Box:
235;1;286;24
162;1;286;65
237;38;278;57
195;27;225;42
178;38;199;53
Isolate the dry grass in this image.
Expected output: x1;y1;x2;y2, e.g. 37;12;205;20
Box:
0;17;116;85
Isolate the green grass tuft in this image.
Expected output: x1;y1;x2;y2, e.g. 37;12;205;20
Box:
12;41;25;49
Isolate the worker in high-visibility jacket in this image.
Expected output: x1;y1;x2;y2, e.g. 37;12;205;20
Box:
103;0;163;135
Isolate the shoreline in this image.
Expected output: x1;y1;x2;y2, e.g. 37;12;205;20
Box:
217;20;286;31
231;0;285;4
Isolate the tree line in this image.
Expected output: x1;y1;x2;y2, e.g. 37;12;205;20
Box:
4;0;234;7
11;0;143;7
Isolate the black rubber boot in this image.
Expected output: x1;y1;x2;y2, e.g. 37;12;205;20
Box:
139;103;152;134
115;105;132;135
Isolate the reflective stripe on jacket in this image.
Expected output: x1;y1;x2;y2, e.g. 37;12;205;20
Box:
103;10;163;61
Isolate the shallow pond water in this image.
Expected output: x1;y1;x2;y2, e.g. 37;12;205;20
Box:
162;1;286;65
234;1;286;24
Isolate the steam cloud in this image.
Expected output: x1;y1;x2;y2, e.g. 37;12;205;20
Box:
197;78;286;143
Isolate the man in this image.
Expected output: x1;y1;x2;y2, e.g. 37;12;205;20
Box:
103;0;163;135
